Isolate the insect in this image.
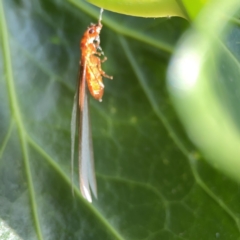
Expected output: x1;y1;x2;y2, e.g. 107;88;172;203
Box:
71;9;113;202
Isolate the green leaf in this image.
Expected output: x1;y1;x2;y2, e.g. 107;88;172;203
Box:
168;0;240;188
85;0;187;18
0;0;240;240
181;0;209;20
85;0;209;19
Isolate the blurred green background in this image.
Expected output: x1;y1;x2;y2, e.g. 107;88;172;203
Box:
1;0;240;239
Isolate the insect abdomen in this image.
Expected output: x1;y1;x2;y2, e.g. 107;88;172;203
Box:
86;62;104;101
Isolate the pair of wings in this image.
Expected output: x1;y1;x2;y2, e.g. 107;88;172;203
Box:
71;61;97;203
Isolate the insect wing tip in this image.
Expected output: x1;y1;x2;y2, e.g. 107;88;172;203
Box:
81;184;93;203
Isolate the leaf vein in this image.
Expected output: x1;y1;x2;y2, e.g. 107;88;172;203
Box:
119;35;240;232
0;2;43;240
27;135;126;240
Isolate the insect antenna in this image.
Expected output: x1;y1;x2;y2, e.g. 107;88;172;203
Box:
99;8;104;23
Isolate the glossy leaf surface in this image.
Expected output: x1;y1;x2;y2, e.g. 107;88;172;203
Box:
0;0;240;240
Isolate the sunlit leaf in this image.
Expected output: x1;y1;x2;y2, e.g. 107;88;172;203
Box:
86;0;209;19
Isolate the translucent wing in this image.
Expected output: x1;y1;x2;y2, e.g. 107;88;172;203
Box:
79;85;97;202
71;61;97;202
71;92;77;195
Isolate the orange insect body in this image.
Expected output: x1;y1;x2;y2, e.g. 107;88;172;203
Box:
71;9;113;202
80;20;112;102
